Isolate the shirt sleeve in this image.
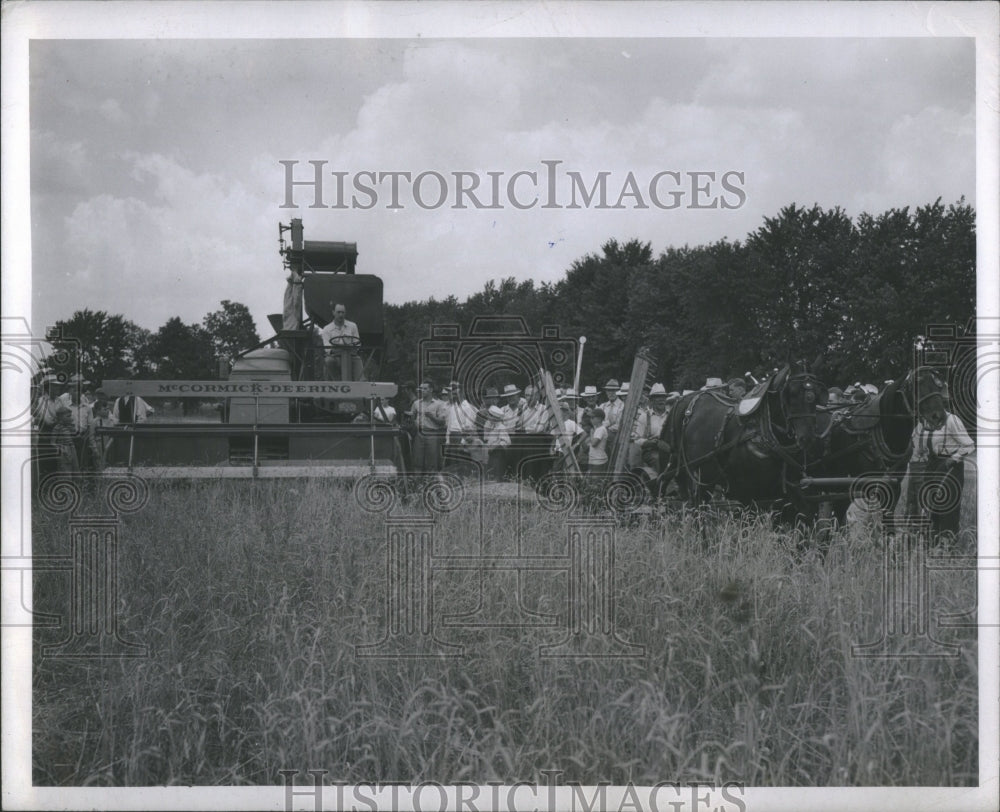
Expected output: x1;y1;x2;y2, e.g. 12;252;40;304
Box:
945;414;975;458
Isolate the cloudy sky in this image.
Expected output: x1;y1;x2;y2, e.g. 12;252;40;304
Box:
27;28;977;338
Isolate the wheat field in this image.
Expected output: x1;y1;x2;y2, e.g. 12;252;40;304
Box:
31;477;978;787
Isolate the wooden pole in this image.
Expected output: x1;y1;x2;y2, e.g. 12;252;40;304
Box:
572;336;587;395
539;368;580;475
611;349;655;475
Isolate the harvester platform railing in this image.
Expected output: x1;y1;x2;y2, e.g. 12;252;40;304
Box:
97;423;403;478
100;380;399;479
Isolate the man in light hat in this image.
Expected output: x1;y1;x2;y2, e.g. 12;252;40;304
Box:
574;384;595;426
66;376;101;471
560;387;579;413
631;383;671;470
31;373;69;481
501;383;526;433
601;378;624;432
67;373;92;408
475;387;501;438
33;373;66;431
483;403;511;480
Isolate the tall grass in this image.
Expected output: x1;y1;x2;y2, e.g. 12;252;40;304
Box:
32;479;978;786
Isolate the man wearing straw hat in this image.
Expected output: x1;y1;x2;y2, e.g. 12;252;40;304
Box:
631;383;671;470
579;385;599;426
66;375;102;471
500;383;526;434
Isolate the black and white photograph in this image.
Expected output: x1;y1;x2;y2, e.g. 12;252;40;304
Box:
2;2;998;810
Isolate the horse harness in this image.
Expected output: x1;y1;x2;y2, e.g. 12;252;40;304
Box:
671;374;831;495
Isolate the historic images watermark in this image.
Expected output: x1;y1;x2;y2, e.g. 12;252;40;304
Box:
353;316;648;659
279;160;747;211
846;321;994;658
2;318;148;657
278;770;748;812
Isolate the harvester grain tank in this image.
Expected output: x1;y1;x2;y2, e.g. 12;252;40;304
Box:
99;220;406;478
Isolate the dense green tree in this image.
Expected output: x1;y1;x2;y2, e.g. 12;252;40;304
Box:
550;239;654;388
45;310;150;385
743;203;858;376
203;300;260;369
144;317;216;380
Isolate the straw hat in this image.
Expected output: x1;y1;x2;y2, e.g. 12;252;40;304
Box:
487;405;505;420
604;379;620;390
648;383;668;397
581;385;598;397
502;383;522;397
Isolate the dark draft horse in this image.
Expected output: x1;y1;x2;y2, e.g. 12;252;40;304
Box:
808;367;949;521
656;359;830;518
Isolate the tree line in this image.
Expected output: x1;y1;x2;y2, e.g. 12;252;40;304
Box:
43;300;260;386
384;199;975;389
43;199;974;391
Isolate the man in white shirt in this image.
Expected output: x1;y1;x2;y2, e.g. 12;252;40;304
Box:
586;407;610;475
578;385;598;425
444;382;478;443
500;384;526;434
552;402;584;456
519;385;550;434
111;394;152;424
631;383;671;470
319;302;364;381
905;400;975;539
601;379;624;432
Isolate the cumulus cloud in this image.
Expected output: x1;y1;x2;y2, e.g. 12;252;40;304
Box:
29;38;976;338
59;153;277;332
99;98;130;126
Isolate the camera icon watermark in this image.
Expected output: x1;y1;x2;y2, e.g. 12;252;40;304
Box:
4;472;150;659
419;315;576;401
352;471;646;660
913;320;999;447
1;317;82;438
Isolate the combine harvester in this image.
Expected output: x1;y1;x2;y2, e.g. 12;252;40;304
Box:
100;220;406;479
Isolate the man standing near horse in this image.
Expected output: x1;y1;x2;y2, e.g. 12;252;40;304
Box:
630;383;672;470
905;392;975;541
